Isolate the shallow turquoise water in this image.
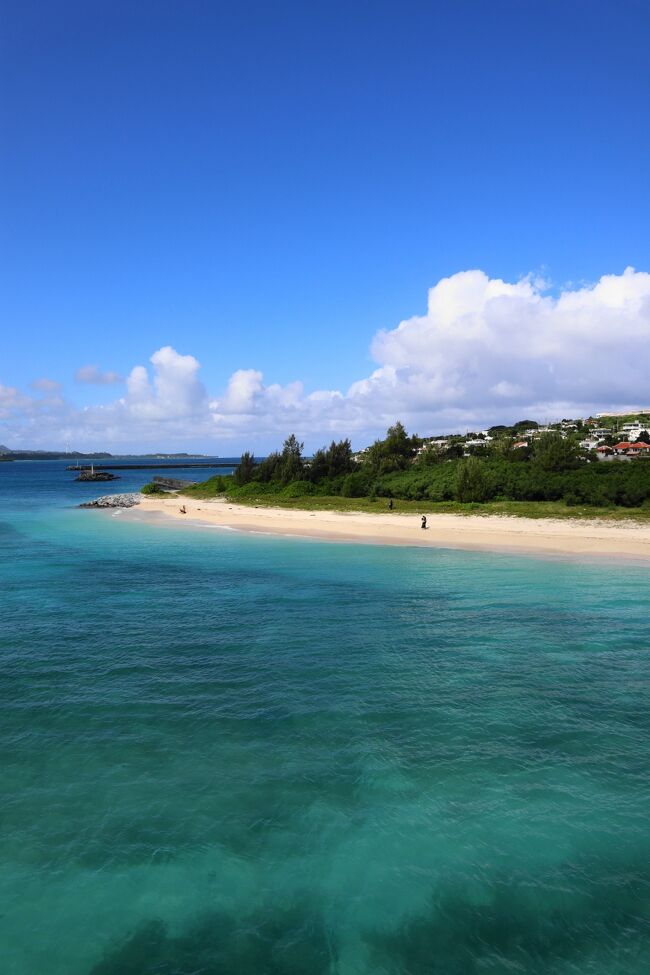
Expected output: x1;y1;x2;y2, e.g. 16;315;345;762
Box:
2;462;650;974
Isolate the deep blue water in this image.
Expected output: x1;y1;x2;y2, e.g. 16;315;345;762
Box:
2;461;650;974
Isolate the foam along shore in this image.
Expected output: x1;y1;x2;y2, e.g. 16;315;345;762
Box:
129;495;650;560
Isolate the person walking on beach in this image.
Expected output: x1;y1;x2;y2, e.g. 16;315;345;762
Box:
421;515;427;530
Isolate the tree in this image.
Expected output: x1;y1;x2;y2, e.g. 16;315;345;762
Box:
279;434;304;484
255;451;282;482
364;422;419;473
637;431;650;444
308;439;354;483
454;457;490;503
326;438;354;477
384;421;417;459
445;443;465;460
307;447;329;483
415;444;445;467
466;443;490;458
234;451;256;485
532;432;579;472
492;437;516;460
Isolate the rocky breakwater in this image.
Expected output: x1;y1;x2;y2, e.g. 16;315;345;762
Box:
75;470;118;481
80;493;142;509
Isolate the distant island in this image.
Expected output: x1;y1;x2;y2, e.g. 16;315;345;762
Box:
0;448;211;461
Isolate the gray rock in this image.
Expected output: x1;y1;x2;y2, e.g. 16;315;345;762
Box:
80;493;142;509
75;471;119;481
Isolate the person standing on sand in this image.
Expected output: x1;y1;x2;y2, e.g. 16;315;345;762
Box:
421;515;427;530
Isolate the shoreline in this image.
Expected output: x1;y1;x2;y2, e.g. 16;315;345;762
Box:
123;496;650;561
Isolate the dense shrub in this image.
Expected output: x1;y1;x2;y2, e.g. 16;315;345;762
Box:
454;458;491;503
141;482;167;495
374;455;650;508
280;480;315;498
227;481;276;499
341;471;371;497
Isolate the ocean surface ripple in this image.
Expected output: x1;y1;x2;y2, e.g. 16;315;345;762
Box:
2;461;650;974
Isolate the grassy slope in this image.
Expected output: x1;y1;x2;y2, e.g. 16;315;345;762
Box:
180;481;650;522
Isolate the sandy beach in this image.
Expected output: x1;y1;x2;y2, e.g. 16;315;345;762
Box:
130;495;650;560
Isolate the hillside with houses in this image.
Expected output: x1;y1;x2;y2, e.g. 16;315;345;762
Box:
405;412;650;465
179;412;650;515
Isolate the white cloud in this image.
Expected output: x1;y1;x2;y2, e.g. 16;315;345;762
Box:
123;346;208;420
3;268;650;450
75;365;123;385
0;384;29;418
342;267;650;427
208;266;650;440
490;381;525;398
31;377;62;393
213;369;264;414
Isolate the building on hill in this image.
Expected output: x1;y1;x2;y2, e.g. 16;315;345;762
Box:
416;438;449;455
597;410;650;419
621;422;650;440
613;442;650;458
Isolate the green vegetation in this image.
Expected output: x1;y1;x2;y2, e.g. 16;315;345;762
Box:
141;482;171;495
455;457;490;503
181;422;650;520
591;411;650;430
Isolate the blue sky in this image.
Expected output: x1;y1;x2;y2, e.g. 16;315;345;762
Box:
2;0;650;451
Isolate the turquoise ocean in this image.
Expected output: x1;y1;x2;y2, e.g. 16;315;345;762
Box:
2;460;650;974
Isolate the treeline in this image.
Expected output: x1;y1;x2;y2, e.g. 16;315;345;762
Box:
231;434;358;496
378;457;650;507
215;423;650;508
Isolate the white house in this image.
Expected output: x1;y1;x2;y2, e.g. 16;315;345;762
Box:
621;422;650;440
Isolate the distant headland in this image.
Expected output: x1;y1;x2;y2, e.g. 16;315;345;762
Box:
0;448;210;461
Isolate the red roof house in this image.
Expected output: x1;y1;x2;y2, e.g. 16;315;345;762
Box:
613;441;650;454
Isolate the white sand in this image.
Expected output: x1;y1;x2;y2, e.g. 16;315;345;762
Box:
130;496;650;560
